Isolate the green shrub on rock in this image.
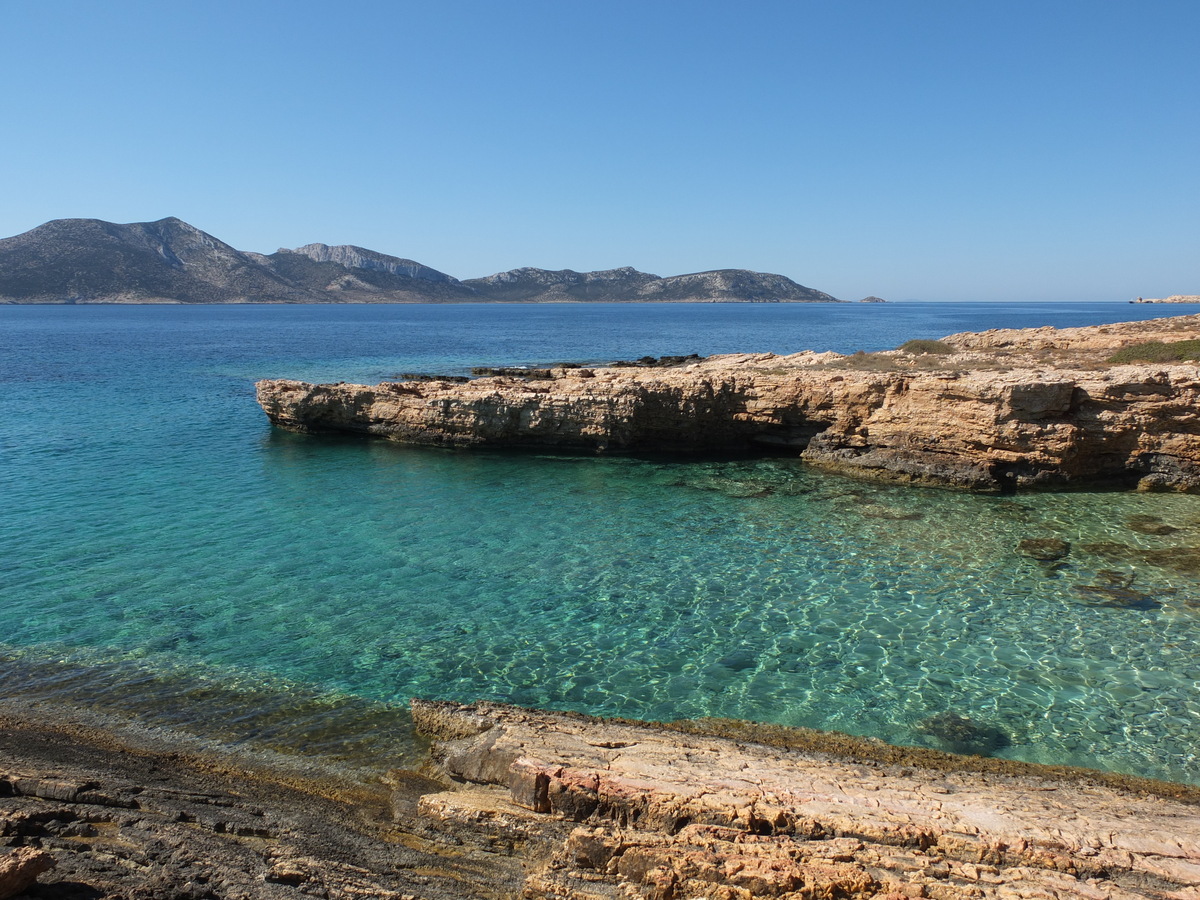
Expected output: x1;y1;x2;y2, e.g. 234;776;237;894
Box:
897;339;955;355
1108;340;1200;364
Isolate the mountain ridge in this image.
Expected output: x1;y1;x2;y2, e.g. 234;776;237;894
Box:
0;217;842;304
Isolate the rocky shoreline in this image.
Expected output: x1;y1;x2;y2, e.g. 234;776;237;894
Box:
1132;297;1200;304
4;700;1200;899
257;314;1200;493
0;702;523;900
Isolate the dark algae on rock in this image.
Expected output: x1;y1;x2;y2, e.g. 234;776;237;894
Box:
914;711;1012;755
0;708;526;899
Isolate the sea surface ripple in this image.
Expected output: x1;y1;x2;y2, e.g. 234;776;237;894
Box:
3;301;1200;783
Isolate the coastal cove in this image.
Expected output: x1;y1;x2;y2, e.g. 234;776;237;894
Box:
6;301;1200;787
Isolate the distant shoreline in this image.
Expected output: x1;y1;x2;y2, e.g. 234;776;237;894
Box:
0;298;851;306
1131;294;1200;304
0;217;842;305
6;298;1190;307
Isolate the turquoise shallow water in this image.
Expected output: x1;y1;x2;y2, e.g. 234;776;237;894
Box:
4;301;1200;782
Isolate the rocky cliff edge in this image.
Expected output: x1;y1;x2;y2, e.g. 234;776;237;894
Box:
410;700;1200;900
7;700;1200;899
256;314;1200;493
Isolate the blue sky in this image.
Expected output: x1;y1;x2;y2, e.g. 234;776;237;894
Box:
2;0;1196;301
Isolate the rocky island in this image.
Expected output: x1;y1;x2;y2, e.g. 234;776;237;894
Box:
0;217;839;305
257;314;1200;493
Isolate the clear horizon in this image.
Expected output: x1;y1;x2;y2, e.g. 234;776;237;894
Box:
3;0;1196;302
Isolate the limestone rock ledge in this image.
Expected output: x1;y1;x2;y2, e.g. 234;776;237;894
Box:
256;315;1200;492
412;700;1200;900
6;702;1200;899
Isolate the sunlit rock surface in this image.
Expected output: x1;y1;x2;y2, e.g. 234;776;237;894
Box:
257;314;1200;492
413;700;1200;900
5;698;1199;899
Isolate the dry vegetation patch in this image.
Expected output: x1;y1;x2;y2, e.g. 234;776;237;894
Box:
897;338;955;355
1108;339;1200;364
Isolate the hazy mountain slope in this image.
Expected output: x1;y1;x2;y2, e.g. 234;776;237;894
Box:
0;217;312;303
462;266;661;301
464;266;838;302
284;243;459;283
0;218;842;303
265;247;476;301
639;269;839;302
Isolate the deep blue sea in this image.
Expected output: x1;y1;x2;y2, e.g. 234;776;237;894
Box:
4;301;1200;781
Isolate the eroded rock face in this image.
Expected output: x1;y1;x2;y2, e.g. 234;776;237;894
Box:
411;700;1200;900
256;315;1200;492
6;700;1200;900
285;243;460;282
0;722;527;899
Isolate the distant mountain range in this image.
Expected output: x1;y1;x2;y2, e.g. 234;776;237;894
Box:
0;217;841;304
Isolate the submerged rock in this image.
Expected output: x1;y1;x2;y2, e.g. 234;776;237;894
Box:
1074;571;1163;611
716;650;757;671
1141;546;1200;574
1081;541;1134;560
1126;514;1179;536
1081;541;1200;575
916;711;1011;756
859;503;923;521
1017;538;1071;561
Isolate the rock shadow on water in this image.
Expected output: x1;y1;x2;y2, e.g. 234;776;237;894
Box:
716;649;757;672
1081;540;1200;576
659;460;813;499
1016;537;1073;575
915;711;1011;757
1015;537;1071;561
1073;570;1165;611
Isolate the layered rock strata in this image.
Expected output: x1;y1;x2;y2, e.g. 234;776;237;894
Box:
6;701;1200;899
256;314;1200;492
0;710;528;899
413;700;1200;900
